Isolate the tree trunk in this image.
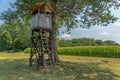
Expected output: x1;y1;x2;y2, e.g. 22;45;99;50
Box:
50;0;59;63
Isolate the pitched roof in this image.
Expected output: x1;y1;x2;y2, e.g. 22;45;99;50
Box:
30;2;54;14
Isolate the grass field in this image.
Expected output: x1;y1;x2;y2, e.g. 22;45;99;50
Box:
0;53;120;80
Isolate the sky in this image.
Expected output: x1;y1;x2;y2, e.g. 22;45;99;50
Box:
0;0;16;24
59;6;120;44
0;0;120;43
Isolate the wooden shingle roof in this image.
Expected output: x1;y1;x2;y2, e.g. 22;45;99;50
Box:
30;3;54;14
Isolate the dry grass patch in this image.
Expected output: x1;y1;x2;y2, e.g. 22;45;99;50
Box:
0;53;120;80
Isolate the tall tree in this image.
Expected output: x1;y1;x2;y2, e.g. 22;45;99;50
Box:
0;21;31;51
51;0;59;63
0;0;120;63
0;30;12;51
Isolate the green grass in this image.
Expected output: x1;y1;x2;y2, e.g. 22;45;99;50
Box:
0;53;120;80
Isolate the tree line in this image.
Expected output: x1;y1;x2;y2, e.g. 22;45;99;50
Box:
57;38;119;47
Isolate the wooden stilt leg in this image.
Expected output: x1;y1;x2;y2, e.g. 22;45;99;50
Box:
29;29;52;69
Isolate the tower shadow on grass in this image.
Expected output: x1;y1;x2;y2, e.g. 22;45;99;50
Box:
0;59;120;80
52;61;120;80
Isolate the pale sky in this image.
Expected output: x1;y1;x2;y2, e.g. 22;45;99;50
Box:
59;6;120;44
0;0;15;24
0;0;120;43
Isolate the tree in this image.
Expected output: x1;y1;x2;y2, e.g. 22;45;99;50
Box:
95;40;103;45
58;38;119;47
0;21;31;51
104;40;119;45
0;30;12;51
0;0;120;63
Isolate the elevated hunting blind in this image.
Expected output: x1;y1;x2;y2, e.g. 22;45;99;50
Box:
30;3;54;69
31;3;54;30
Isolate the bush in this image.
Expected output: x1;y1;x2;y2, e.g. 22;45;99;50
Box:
24;48;31;53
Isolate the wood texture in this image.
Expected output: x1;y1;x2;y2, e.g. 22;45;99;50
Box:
30;30;52;69
31;13;52;30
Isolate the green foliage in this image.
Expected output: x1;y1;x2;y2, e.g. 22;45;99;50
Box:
58;38;119;47
0;30;12;51
24;48;31;53
24;46;120;58
0;0;120;51
57;46;120;58
0;0;120;29
103;40;119;45
0;22;31;51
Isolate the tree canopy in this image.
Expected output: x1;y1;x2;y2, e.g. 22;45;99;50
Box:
0;21;31;51
0;30;12;51
0;0;120;30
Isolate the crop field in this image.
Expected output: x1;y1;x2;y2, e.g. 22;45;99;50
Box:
57;46;120;58
0;53;120;80
24;46;120;58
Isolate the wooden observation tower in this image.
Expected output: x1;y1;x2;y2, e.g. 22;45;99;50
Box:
30;3;54;69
